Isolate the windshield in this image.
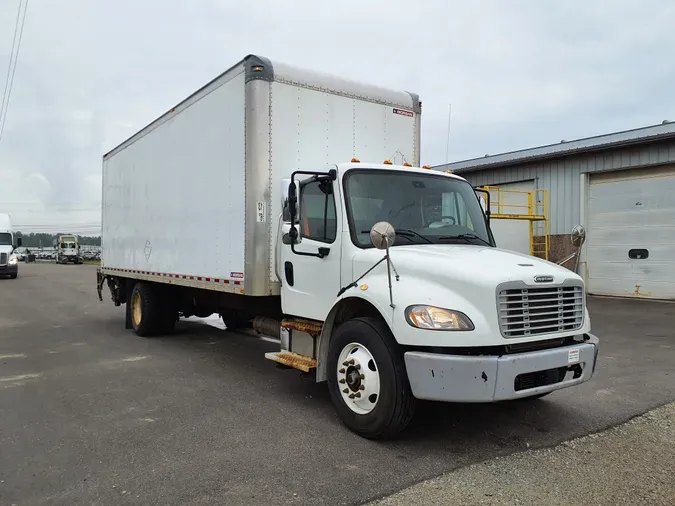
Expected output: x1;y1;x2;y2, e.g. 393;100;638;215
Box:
0;233;11;246
344;170;492;248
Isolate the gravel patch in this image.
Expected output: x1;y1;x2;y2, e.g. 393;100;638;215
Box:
369;402;675;506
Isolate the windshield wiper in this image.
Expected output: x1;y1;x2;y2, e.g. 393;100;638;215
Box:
438;233;492;246
395;229;434;244
360;228;434;244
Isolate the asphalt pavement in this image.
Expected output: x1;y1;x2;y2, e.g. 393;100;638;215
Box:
1;263;674;505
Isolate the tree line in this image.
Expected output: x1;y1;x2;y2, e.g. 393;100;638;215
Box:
15;232;101;247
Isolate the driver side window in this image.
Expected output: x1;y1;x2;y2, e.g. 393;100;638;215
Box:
299;179;337;243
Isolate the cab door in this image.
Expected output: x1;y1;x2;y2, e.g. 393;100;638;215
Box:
279;174;343;322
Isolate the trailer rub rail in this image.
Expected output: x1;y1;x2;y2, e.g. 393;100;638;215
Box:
100;267;245;294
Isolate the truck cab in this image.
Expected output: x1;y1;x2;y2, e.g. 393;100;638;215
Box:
0;213;21;279
56;235;82;264
275;161;598;438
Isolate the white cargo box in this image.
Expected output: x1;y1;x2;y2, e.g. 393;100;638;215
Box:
101;54;422;296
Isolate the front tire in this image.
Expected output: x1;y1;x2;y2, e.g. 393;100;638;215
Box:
327;317;416;440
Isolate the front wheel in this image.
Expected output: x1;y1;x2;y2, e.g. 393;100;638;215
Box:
327;317;416;440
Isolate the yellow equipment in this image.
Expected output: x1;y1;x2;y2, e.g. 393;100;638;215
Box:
476;185;550;260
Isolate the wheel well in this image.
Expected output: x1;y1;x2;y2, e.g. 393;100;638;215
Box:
316;297;390;383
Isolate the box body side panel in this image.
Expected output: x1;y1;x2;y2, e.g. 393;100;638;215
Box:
102;71;246;283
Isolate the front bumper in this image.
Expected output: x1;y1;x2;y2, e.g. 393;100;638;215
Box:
0;264;18;275
404;334;599;402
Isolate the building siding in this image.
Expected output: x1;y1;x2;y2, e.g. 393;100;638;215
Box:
440;138;675;236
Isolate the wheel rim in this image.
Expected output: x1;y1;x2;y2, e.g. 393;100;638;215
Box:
337;342;380;415
131;293;142;327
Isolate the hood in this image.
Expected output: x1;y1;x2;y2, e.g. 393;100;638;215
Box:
0;245;13;255
352;244;580;289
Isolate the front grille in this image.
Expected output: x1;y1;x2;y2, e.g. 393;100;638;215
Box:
498;284;584;338
0;253;6;265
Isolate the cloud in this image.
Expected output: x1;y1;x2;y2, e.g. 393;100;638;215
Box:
1;0;674;229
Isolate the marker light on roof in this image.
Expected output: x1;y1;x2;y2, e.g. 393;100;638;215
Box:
351;157;360;163
383;160;393;165
403;162;412;167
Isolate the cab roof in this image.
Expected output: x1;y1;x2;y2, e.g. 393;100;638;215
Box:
336;161;467;182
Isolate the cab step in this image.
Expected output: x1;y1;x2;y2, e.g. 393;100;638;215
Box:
264;351;317;372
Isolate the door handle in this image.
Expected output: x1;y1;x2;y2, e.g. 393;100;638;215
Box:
284;261;294;286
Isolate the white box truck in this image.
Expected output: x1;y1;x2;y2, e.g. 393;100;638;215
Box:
0;213;21;279
97;54;599;439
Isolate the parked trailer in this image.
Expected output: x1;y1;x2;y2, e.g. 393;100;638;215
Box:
97;54;599;439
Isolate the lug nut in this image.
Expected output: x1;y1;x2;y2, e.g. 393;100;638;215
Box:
339;379;346;384
348;393;356;399
359;374;365;380
339;368;345;374
343;388;349;394
355;392;361;398
359;385;365;390
354;364;361;370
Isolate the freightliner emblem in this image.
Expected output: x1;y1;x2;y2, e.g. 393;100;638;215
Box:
534;275;554;283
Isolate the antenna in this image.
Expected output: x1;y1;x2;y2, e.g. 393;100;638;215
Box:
445;104;452;164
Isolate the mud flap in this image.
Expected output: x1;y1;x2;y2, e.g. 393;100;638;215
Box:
96;269;105;301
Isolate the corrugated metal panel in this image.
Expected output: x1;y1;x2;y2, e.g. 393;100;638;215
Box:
436;122;675;173
448;140;675;235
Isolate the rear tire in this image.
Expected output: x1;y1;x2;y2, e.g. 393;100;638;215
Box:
129;282;161;337
9;273;17;279
327;317;416;440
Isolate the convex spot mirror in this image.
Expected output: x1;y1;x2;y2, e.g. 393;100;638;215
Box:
370;221;396;250
571;225;586;248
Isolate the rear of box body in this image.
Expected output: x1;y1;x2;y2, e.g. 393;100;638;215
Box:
101;55;421;296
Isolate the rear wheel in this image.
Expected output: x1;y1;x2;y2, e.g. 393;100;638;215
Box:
327;317;416;440
129;282;176;337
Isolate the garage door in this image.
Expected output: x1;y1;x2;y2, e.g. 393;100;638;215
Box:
587;166;675;299
488;180;535;256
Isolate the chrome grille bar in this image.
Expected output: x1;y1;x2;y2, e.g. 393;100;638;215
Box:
497;284;584;338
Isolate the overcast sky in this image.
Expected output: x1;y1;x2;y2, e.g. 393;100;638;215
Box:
1;0;673;233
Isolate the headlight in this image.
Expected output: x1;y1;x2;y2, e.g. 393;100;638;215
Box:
405;305;474;331
8;256;18;265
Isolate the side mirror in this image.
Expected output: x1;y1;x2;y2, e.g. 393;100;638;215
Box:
16;237;22;248
474;187;491;224
287;180;298;223
281;178;299;223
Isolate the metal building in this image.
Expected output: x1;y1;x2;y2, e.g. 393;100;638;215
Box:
434;121;675;300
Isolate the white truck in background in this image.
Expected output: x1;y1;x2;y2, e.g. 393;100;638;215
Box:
55;233;83;264
97;54;600;439
0;213;22;279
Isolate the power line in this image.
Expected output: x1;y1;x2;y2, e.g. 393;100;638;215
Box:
0;1;21;125
0;0;29;147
